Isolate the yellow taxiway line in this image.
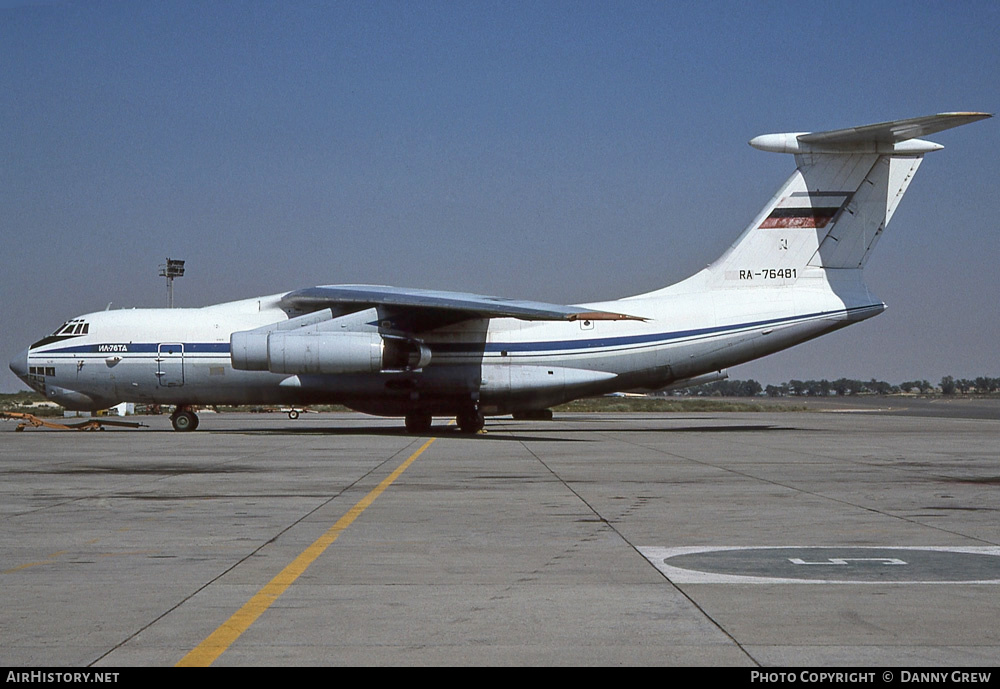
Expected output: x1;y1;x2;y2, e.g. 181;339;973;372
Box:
177;435;439;666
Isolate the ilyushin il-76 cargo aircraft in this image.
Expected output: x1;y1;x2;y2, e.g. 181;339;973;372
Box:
10;112;991;433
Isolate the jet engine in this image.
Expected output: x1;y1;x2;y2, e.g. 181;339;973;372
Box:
231;330;430;374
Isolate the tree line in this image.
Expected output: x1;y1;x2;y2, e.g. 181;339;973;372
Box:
670;376;1000;397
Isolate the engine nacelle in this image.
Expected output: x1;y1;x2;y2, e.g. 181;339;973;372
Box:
267;331;384;374
231;330;431;374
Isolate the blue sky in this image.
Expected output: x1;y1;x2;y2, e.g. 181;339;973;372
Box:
2;1;998;392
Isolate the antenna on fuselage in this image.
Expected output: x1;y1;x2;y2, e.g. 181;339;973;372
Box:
158;258;185;308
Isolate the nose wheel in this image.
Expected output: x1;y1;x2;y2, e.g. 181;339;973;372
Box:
170;408;199;431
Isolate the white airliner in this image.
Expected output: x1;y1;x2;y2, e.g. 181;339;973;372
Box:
10;112;991;433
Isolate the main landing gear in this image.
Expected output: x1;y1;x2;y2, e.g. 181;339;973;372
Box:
403;408;485;434
170;406;199;431
456;408;485;434
404;411;432;434
511;409;554;420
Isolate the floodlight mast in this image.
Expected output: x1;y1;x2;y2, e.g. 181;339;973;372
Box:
158;259;185;308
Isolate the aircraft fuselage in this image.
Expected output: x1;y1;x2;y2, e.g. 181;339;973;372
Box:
13;270;881;419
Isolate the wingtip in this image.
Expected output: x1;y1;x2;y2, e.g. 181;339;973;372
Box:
569;311;648;322
938;111;993;118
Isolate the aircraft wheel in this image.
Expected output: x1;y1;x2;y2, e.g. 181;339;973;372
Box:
288;410;300;420
512;409;553;420
171;409;198;432
405;411;432;434
456;409;485;434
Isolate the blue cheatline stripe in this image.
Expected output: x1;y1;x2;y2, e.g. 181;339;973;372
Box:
440;304;882;354
38;343;233;355
35;304;882;359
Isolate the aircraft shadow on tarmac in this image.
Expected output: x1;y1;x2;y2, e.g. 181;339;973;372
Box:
206;420;806;441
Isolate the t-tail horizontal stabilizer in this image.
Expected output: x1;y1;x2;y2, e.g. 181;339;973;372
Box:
709;112;992;276
749;112;992;154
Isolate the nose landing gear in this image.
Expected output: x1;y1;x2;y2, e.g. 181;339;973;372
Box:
170;407;199;431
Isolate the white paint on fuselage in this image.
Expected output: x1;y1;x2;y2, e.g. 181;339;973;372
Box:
23;265;881;412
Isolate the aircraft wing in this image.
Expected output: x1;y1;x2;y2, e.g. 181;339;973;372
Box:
280;285;644;328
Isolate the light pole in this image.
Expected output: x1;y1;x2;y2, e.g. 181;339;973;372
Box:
158;259;185;308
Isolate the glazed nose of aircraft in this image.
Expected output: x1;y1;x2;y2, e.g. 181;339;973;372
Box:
9;348;28;382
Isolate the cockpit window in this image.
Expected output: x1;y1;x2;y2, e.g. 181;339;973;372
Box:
31;319;91;349
53;319;90;335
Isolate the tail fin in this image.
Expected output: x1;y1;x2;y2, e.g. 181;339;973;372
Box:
707;112;991;281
